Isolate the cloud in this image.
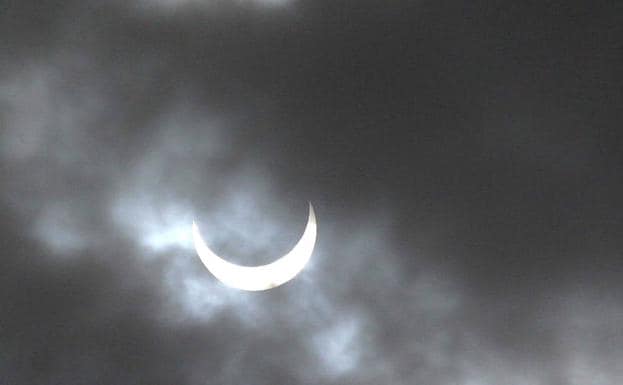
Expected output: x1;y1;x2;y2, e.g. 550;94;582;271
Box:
141;0;293;7
312;311;366;377
2;1;623;384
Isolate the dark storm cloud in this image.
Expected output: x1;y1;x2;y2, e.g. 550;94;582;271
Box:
2;0;623;384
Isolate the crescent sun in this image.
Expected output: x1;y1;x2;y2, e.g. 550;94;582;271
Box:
192;203;317;291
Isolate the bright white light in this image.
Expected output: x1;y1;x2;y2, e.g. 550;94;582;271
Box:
192;203;316;291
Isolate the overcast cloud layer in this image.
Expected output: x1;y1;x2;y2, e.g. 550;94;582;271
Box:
1;1;623;384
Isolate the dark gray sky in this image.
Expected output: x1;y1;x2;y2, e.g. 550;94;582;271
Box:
2;1;622;384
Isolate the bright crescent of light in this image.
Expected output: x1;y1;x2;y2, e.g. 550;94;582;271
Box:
192;203;317;291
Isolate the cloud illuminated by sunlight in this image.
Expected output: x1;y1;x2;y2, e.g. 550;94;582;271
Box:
136;0;293;11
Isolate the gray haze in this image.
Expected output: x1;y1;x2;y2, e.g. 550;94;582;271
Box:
1;1;622;384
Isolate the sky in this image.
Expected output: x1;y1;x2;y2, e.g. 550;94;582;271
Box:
1;0;622;384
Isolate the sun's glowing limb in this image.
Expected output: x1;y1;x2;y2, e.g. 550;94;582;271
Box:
192;203;317;291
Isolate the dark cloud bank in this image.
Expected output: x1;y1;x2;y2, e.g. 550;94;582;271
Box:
1;1;622;384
